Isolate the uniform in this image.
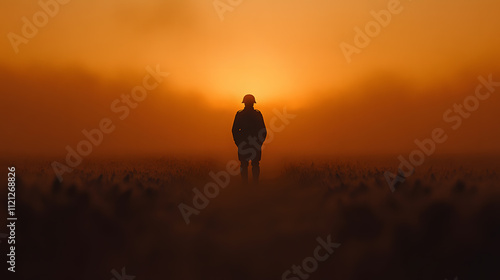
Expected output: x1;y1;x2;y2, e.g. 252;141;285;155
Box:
232;106;267;183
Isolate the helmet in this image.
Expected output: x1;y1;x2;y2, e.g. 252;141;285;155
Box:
242;94;256;104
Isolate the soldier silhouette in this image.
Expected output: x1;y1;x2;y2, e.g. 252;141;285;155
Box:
232;94;267;184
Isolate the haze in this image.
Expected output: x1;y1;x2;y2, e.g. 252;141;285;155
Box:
1;0;499;159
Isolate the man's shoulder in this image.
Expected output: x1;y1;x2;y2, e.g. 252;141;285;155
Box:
250;108;262;115
254;109;264;117
236;108;262;115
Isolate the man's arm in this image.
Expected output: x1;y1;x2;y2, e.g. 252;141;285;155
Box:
258;111;267;145
231;112;240;145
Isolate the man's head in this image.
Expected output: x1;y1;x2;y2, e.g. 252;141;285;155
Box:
242;94;256;107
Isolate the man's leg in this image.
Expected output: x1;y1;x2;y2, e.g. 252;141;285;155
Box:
251;160;260;184
240;160;249;184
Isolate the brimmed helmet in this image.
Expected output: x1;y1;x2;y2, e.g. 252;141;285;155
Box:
242;94;256;104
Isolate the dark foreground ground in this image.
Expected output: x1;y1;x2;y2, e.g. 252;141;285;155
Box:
1;156;500;280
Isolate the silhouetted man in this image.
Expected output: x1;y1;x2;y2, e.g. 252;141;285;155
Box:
232;94;267;184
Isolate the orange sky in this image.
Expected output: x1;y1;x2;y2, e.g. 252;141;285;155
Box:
1;0;500;159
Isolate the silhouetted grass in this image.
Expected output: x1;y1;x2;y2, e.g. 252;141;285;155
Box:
2;156;499;280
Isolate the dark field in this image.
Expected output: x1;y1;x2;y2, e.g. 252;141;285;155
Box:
2;156;500;280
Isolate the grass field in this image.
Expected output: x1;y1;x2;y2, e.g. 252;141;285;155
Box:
2;156;500;280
